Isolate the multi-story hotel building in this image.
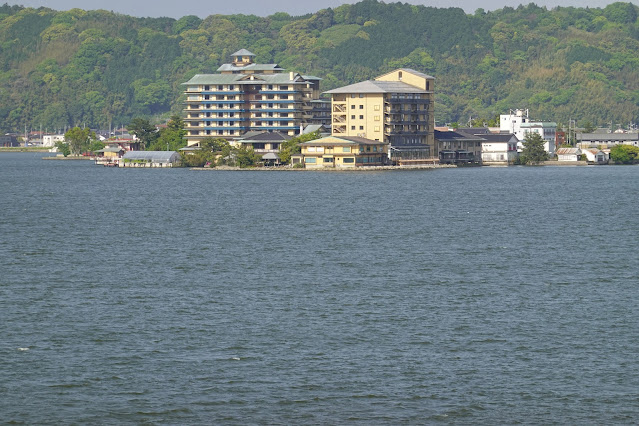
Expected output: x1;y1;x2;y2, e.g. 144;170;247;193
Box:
183;49;325;146
325;69;435;161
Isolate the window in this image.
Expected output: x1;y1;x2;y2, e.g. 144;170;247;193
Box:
359;94;364;98
351;126;356;130
343;157;354;163
359;126;364;130
374;116;380;121
305;157;316;163
218;85;223;90
359;105;364;109
351;115;356;119
351;94;356;98
359;115;364;119
323;157;333;163
374;126;380;132
351;105;355;109
374;105;380;111
342;147;351;153
229;85;234;90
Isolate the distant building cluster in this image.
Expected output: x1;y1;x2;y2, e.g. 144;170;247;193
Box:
30;48;638;168
179;50;638;167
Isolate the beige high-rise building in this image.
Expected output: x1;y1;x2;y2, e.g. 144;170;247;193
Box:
325;69;435;162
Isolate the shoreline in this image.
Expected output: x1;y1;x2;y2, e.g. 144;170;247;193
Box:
191;164;457;171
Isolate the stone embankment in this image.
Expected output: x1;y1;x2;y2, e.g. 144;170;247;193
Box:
191;164;456;171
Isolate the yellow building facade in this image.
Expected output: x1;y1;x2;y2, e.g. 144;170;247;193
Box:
299;136;388;168
325;68;435;163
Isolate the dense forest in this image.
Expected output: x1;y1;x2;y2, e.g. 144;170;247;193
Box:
1;0;638;133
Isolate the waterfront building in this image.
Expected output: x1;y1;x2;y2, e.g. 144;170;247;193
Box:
556;147;582;162
457;127;518;165
299;135;387;168
576;132;639;149
233;131;290;165
183;49;323;146
500;109;556;155
120;151;181;167
435;129;483;164
1;134;20;147
325;69;435;163
582;148;608;164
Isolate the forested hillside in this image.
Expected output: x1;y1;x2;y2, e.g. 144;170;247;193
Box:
1;0;638;133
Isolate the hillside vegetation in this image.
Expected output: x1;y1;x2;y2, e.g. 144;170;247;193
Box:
1;0;638;133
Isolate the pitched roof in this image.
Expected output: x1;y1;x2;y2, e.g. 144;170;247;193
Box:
237;131;291;142
556;147;580;155
477;133;518;143
324;80;426;94
376;68;435;80
184;72;306;85
232;49;255;57
122;151;180;162
434;130;485;142
299;135;386;146
217;63;283;73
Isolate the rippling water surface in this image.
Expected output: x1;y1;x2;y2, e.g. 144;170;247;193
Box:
1;153;638;423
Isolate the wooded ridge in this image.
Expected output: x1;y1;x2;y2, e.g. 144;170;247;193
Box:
1;0;638;133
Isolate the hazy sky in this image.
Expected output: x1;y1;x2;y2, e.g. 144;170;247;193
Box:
5;0;632;18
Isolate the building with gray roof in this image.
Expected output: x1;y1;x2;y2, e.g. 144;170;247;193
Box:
324;68;435;163
183;49;324;146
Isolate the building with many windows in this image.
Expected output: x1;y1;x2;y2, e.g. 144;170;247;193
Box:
500;109;556;156
299;135;388;168
183;49;323;146
324;69;435;163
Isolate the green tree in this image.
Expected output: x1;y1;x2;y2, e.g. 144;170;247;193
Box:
519;132;548;165
610;144;639;164
54;141;71;157
149;115;186;151
582;120;597;133
234;145;260;168
64;126;95;155
278;130;322;164
200;137;229;152
88;140;105;154
127;117;158;150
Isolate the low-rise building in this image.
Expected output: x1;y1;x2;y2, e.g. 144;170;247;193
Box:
1;134;20;147
582;148;608;164
556;147;581;161
42;134;65;148
576;132;639;149
121;151;181;167
299;135;387;168
435;129;483;164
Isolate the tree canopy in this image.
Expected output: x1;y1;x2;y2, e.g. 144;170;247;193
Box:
519;132;549;165
1;1;639;133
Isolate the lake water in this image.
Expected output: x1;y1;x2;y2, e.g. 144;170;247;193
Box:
1;153;638;423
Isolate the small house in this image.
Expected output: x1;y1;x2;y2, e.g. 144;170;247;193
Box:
299;136;387;168
556;147;581;162
583;148;608;164
121;151;181;167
